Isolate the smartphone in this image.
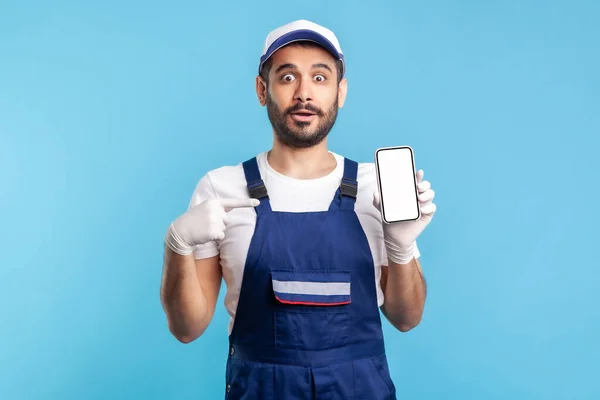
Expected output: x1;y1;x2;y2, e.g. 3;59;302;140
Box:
374;146;420;224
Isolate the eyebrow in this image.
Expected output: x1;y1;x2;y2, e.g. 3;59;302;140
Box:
274;63;333;74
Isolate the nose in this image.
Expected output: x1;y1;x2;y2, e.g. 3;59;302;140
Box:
294;77;313;102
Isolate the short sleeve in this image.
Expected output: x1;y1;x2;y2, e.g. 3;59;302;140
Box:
187;173;220;260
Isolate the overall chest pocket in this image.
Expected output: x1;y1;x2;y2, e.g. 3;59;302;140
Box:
270;269;352;350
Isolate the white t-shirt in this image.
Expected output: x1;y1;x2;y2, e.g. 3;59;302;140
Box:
188;151;420;334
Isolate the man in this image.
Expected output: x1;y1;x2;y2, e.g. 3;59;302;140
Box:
160;19;436;399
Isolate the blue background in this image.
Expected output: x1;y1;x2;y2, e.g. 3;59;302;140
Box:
1;0;599;398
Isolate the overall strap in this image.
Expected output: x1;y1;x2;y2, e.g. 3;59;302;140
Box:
242;157;271;214
333;157;359;211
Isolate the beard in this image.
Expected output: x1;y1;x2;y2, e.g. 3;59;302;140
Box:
266;93;339;149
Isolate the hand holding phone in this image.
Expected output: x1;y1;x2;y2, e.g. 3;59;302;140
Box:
373;145;437;264
375;146;420;224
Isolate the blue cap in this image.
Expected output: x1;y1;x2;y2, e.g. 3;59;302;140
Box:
259;20;345;77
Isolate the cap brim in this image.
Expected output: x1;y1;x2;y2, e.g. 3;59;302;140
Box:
259;29;345;76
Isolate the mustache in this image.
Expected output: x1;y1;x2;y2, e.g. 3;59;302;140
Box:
286;103;323;116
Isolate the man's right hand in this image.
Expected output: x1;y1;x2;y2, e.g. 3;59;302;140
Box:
165;197;260;255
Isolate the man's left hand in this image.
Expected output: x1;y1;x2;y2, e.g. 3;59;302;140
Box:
373;169;437;264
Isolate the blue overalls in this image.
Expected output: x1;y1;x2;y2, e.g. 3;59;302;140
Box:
225;156;397;399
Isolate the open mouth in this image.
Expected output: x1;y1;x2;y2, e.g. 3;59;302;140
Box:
290;110;317;121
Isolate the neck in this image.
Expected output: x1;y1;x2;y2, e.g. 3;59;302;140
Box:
268;139;336;179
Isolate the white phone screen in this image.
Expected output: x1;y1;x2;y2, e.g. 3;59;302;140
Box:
375;146;420;223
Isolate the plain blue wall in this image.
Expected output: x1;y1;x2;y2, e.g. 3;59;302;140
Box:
1;1;599;398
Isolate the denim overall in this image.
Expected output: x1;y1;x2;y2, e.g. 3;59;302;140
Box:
224;156;397;399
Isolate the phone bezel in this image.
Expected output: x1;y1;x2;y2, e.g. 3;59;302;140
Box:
374;145;421;224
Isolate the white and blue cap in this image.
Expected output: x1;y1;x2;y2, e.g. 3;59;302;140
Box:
259;20;345;77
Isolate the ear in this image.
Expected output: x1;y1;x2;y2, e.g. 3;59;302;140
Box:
337;77;348;108
256;75;267;106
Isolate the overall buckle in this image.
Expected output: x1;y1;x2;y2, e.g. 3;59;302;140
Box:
340;178;358;198
248;180;268;199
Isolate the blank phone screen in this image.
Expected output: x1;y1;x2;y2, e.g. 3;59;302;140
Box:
376;147;420;223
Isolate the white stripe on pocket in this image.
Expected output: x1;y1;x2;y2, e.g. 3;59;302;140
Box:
272;280;351;296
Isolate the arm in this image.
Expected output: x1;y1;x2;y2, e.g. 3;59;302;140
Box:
372;168;436;333
160;249;222;343
380;257;426;332
159;172;257;343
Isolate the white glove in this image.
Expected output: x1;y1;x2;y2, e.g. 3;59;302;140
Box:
373;169;437;265
165;197;260;255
